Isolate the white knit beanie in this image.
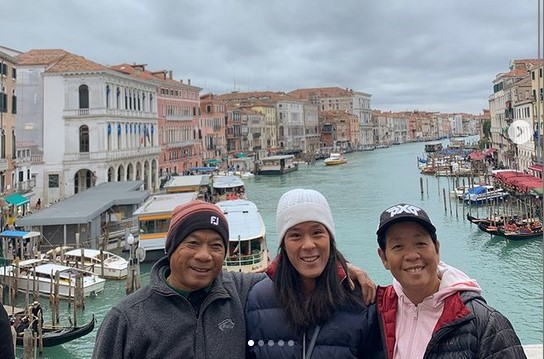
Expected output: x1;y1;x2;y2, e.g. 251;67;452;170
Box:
276;189;335;243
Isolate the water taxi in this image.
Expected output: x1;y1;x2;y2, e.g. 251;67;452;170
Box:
163;174;210;200
324;153;348;166
216;199;268;272
424;141;443;153
257;155;298;175
211;175;246;202
0;258;106;298
133;192;198;261
60;248;128;279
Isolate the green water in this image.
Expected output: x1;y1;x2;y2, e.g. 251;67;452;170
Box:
13;138;544;358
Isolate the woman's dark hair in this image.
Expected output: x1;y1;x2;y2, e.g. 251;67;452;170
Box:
274;235;364;335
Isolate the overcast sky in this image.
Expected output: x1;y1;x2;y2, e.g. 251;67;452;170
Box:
2;0;541;114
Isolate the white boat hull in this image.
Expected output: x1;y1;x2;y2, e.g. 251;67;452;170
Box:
0;266;105;298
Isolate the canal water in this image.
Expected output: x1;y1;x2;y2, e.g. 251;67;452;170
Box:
13;138;544;358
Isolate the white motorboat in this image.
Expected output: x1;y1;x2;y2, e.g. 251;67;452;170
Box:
324;153;348;166
0;258;106;298
216;199;268;273
211;175;246;202
61;248;128;279
461;185;509;204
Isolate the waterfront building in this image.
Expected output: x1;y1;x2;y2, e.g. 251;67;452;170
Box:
239;107;266;156
319;110;359;151
513;76;536;171
0;47;27;218
110;64;202;177
15;49;161;205
16;181;147;248
200;93;228;166
288;87;372;147
225;106;245;155
489;59;540;169
250;101;278;152
529;62;543;178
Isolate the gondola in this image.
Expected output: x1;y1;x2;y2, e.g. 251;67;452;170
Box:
497;228;544;241
466;213;505;226
477;222;501;236
15;315;95;347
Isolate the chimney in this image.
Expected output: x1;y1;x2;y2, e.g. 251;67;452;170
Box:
180;79;184;84
188;79;191;85
169;70;173;79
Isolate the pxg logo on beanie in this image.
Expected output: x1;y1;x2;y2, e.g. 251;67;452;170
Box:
376;203;436;237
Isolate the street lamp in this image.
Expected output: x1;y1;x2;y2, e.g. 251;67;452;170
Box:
125;233;141;294
126;233;135;246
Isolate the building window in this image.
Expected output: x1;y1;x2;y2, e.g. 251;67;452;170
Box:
79;84;89;109
11;90;16;114
79;125;89;152
0;86;6;113
48;174;59;188
106;85;110;109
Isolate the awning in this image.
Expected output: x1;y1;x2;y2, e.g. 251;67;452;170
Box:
0;230;40;239
5;193;30;207
528;164;543;173
204;159;221;165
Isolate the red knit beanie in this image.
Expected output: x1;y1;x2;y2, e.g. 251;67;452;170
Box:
165;200;229;259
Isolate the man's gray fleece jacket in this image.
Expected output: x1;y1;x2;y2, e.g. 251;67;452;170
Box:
92;256;265;359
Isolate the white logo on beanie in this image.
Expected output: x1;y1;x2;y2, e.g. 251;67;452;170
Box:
386;204;422;217
211;216;219;225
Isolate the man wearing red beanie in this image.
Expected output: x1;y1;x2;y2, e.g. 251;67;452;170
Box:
94;200;265;359
94;199;375;359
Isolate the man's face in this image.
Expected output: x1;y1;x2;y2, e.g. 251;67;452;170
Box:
167;229;226;291
378;221;440;304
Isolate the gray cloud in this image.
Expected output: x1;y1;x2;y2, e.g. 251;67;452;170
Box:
2;0;539;113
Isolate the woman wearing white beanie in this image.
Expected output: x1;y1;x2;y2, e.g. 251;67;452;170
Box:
245;189;382;358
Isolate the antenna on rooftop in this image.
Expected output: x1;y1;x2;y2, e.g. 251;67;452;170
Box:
233;67;236;92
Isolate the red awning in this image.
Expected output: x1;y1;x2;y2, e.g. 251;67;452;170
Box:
484;148;497;155
528;164;543;173
468;151;485;161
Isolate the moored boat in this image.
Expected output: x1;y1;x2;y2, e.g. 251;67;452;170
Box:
461;185;509;204
13;313;96;347
133;192;198;261
497;228;543;240
0;259;106;298
60;249;128;279
323;153;348;166
216;199;268;273
211;175;246;202
257;155;298;175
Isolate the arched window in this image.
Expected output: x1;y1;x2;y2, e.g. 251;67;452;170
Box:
11;128;16;159
106;85;110;109
79;125;89;152
79;85;89;109
116;87;121;108
0;129;5;158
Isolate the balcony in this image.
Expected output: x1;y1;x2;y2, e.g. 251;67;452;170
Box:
64;147;161;162
16;179;35;193
63;108;157;119
0;159;7;172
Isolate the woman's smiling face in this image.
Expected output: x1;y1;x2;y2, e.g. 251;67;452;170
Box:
283;221;331;293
